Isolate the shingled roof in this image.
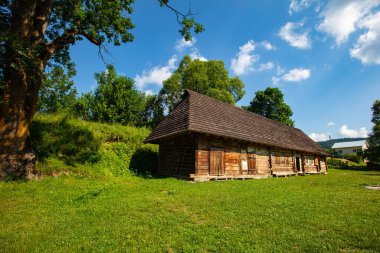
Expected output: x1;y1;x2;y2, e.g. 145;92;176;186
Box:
144;90;327;155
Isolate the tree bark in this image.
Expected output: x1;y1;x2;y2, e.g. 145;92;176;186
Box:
0;67;42;179
0;0;53;180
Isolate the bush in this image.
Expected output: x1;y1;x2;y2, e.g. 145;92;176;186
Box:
343;154;363;164
327;158;345;167
129;144;159;176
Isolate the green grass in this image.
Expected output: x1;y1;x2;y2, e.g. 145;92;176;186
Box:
1;169;379;252
31;113;158;177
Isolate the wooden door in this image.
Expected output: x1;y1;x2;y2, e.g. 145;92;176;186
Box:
295;157;301;172
247;154;256;174
210;150;224;176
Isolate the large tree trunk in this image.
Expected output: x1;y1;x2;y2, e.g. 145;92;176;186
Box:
0;64;42;179
0;0;51;179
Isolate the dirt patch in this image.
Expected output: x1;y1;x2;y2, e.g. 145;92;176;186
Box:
365;185;380;190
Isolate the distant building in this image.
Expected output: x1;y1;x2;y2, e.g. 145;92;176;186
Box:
331;140;368;156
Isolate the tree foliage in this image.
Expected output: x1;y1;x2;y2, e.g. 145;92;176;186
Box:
159;56;245;111
244;87;294;126
140;95;165;128
75;65;146;126
38;64;77;113
366;100;380;164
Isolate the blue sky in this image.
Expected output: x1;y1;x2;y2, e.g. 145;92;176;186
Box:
69;0;380;141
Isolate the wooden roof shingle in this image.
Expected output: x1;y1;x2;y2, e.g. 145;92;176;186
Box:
144;90;327;155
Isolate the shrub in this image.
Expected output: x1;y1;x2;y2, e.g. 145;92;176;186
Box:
129;144;159;176
343;154;363;164
327;158;345;167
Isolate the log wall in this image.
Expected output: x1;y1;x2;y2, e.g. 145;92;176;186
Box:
303;155;319;173
158;133;327;179
255;147;271;175
271;149;295;174
319;158;327;173
158;134;196;177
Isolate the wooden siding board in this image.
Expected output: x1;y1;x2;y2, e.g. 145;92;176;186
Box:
161;133;327;180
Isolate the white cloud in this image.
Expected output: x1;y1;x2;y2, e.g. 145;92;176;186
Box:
134;55;178;89
144;89;154;96
350;11;380;64
276;65;286;75
272;68;310;85
174;37;207;62
289;0;313;14
327;121;336;126
272;76;281;85
282;68;311;82
258;62;274;72
318;0;380;45
309;132;330;142
189;48;207;61
230;40;258;75
278;22;311;49
175;37;196;52
260;41;276;50
338;125;369;138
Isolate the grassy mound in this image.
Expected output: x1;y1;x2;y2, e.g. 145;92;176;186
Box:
31;113;158;177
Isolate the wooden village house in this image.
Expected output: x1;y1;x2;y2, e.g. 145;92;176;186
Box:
144;90;328;181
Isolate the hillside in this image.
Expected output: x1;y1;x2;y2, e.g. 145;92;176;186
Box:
318;137;367;150
31;113;158;177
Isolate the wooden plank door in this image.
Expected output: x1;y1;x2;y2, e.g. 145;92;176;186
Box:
210;150;224;176
247;154;256;174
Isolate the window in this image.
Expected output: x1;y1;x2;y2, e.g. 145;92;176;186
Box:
305;157;314;166
338;150;342;154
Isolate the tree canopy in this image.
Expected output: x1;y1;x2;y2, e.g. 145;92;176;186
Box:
75;65;146;126
243;87;294;126
159;56;245;111
366;100;380;164
38;65;77;113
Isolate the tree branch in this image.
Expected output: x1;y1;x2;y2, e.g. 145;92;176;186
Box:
162;2;197;28
43;28;102;64
43;28;78;62
78;31;101;46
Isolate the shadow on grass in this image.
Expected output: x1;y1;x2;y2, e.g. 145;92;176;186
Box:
31;115;101;166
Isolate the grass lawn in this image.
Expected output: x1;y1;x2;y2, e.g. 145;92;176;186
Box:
1;169;380;252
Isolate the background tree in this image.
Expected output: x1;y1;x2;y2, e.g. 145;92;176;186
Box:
159;56;245;111
0;0;203;179
366;100;380;165
73;92;93;121
38;64;77;113
243;87;294;126
141;95;165;128
75;65;146;126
